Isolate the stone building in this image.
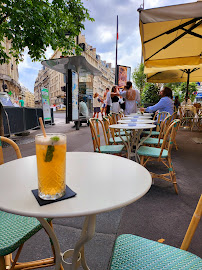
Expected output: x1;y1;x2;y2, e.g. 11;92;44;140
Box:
0;38;22;105
21;86;35;107
34;34;115;109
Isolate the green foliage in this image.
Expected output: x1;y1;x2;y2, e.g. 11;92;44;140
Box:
165;82;181;91
165;82;198;102
132;63;146;94
179;82;198;102
0;0;93;64
141;83;160;105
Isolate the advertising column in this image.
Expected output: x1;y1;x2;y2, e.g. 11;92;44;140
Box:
41;88;51;123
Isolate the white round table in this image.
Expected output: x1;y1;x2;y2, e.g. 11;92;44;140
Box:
118;119;155;124
109;123;156;161
126;112;153;116
123;115;152;119
0;152;152;270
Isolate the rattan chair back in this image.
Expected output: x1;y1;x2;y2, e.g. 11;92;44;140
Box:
0;136;22;165
89;118;108;152
159;119;180;159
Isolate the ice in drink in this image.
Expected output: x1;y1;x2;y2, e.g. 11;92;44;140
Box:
35;134;66;200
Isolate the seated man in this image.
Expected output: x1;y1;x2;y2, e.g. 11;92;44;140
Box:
73;99;89;128
79;99;89;118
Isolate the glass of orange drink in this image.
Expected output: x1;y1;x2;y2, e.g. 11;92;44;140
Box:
35;133;66;200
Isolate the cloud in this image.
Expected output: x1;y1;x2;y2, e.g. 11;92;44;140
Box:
18;0;192;93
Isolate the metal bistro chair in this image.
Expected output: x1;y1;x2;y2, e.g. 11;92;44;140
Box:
137;120;181;194
110;195;202;270
0;136;57;270
89;118;125;155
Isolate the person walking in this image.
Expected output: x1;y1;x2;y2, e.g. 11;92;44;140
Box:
106;87;112;115
93;92;101;118
119;81;140;115
101;92;107;117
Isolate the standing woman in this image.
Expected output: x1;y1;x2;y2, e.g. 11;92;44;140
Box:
93;92;101;118
119;81;140;115
111;86;120;113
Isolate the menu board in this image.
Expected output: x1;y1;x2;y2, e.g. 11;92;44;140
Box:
72;71;79;120
41;88;51;121
118;65;131;87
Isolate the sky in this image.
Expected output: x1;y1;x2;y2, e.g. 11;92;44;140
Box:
18;0;193;93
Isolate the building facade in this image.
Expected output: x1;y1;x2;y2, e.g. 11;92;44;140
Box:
0;38;22;105
21;86;35;107
34;34;115;109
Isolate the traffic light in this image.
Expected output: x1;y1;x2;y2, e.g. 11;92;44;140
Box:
61;86;66;92
63;98;67;106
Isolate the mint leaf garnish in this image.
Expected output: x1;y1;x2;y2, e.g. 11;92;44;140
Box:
51;136;60;142
45;145;55;162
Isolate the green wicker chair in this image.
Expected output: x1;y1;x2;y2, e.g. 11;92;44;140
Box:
110;195;202;270
89;118;125;155
103;117;129;145
137;120;180;194
142;111;170;136
141;115;172;147
0;136;56;270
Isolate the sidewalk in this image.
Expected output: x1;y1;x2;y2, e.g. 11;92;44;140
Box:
3;121;202;269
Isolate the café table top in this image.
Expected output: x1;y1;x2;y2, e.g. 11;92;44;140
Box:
109;123;156;130
123;116;152;120
126;113;153;116
118;119;155;124
0;152;152;219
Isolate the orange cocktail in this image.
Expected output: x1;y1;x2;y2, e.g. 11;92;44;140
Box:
35;134;66;200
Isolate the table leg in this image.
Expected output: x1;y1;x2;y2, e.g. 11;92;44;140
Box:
38;215;96;270
37;217;62;270
71;214;96;270
135;128;153;162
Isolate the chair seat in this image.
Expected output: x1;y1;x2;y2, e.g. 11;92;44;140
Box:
141;137;163;145
137;146;168;158
96;144;124;154
142;130;160;136
110;234;202;270
0;211;51;256
109;136;128;144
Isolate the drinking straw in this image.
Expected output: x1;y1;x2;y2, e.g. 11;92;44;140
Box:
39;117;47;137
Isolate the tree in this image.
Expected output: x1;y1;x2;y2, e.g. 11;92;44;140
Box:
0;0;93;64
179;82;198;102
132;63;146;94
141;83;160;105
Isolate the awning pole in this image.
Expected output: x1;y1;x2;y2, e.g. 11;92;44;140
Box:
186;69;190;101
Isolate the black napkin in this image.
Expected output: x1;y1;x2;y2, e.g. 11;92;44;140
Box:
32;185;76;206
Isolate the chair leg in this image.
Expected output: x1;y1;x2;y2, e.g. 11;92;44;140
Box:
168;157;178;194
0;256;6;270
140;155;144;166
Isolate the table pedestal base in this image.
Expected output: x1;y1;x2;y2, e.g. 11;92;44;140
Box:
38;214;96;270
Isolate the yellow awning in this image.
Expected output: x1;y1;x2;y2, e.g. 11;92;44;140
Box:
139;1;202;76
147;66;202;83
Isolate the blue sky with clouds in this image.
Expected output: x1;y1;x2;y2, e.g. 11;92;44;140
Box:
18;0;192;93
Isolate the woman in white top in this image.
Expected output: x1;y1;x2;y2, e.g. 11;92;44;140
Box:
119;81;140;115
93;92;102;118
111;86;120;113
